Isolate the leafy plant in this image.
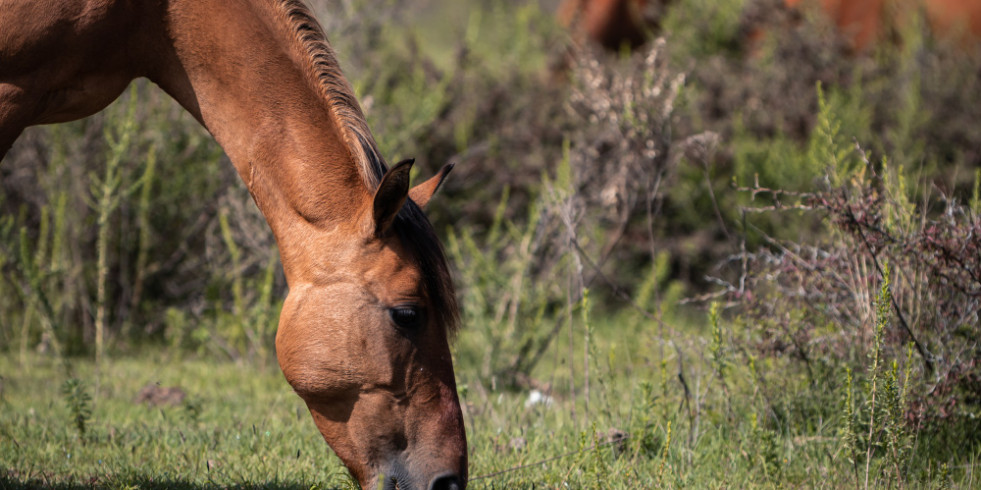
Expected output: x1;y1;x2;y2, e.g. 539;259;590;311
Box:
61;378;92;441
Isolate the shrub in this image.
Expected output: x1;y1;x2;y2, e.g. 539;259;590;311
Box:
449;37;709;388
716;94;981;482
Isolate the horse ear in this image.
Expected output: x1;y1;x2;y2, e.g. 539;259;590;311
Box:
372;159;414;236
408;163;454;208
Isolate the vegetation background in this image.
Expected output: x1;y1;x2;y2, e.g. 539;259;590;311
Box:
1;0;979;487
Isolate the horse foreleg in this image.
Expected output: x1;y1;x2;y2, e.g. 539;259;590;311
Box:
0;84;28;162
0;130;20;161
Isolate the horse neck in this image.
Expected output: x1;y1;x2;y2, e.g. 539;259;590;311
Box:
148;0;377;283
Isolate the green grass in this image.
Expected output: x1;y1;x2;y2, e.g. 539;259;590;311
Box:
4;309;976;488
0;353;349;489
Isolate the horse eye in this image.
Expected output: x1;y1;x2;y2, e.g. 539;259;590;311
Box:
389;306;424;330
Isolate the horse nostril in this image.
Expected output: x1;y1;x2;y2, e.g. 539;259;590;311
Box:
428;473;463;490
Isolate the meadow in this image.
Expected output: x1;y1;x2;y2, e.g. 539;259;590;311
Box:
2;0;980;487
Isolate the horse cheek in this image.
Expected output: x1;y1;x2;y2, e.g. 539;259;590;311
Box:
275;287;364;398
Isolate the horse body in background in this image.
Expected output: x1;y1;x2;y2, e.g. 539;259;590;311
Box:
557;0;658;50
556;0;981;54
0;0;466;488
785;0;981;51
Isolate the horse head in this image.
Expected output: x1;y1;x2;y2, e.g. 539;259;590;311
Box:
275;160;466;490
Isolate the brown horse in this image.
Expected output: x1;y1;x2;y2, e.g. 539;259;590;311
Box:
0;0;467;488
558;0;662;51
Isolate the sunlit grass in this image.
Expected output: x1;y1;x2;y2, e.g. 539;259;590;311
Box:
0;353;349;489
2;319;977;489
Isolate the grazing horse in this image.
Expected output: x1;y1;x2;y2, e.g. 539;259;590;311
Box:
0;0;467;488
785;0;981;51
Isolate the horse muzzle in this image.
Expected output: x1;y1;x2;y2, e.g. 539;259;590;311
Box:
377;461;466;490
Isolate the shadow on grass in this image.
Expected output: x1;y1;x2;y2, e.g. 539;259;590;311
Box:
0;475;349;490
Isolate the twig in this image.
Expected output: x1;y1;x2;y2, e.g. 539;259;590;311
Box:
844;203;934;374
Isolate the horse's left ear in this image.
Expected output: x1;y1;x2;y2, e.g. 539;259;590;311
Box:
373;159;414;236
409;163;454;208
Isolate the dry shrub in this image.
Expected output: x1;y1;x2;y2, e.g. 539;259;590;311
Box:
566;39;684;246
730;155;980;423
449;38;713;387
562;38;720;286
